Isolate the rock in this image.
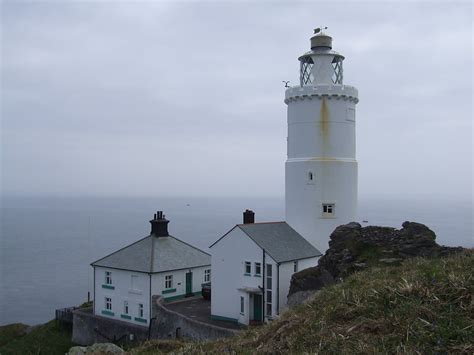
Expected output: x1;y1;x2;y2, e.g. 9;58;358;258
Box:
287;290;320;307
288;221;464;306
68;343;124;355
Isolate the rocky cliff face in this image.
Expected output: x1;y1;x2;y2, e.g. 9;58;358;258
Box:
288;221;463;306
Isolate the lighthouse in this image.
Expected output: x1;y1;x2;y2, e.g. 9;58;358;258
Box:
284;29;359;253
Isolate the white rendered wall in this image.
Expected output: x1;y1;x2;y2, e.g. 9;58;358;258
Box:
285;84;358;253
211;227;267;325
93;267;150;327
151;265;210;301
277;257;319;312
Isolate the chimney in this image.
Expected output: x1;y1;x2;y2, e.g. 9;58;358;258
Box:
150;211;169;237
243;209;255;224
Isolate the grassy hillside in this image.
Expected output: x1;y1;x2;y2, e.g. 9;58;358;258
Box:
131;250;473;354
0;320;74;355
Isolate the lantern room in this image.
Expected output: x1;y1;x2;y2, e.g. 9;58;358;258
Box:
298;29;344;86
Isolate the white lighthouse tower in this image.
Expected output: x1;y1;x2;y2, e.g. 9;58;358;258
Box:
285;29;359;253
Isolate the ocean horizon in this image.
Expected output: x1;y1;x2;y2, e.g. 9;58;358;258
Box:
1;195;472;326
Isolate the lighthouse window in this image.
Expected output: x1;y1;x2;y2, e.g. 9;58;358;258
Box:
308;172;313;181
322;203;335;217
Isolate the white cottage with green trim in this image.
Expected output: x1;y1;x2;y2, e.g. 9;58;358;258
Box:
210;210;321;326
91;211;211;326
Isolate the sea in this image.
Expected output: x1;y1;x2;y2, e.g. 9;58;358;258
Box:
0;195;472;326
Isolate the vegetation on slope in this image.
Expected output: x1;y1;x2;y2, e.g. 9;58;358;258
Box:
130;250;473;354
0;320;74;355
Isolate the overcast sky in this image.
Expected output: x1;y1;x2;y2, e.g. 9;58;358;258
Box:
1;1;472;200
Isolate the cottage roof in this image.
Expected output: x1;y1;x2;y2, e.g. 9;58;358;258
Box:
211;222;322;263
91;235;211;273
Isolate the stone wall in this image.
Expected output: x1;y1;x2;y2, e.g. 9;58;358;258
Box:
72;308;148;346
150;296;239;341
72;298;238;346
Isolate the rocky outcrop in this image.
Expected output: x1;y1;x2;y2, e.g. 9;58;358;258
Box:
68;343;124;354
288;221;463;306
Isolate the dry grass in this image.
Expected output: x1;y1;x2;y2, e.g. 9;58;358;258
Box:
130;250;473;354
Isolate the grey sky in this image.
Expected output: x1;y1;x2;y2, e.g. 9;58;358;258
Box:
1;1;472;199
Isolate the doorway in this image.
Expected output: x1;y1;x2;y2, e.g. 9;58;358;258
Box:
185;272;193;297
253;294;262;322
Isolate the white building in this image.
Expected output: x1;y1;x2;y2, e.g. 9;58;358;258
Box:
285;29;359;253
210;210;321;325
91;211;211;326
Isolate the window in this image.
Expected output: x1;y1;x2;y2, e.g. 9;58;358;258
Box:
294;261;299;273
204;269;211;283
322;203;335;217
105;297;112;311
124;301;129;314
240;296;244;314
266;264;272;317
165;275;173;289
244;261;251;275
255;262;261;276
105;271;112;285
266;290;272;303
138;303;144;318
266;303;272;316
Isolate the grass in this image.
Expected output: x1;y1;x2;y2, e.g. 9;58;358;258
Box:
129;250;473;354
0;320;74;355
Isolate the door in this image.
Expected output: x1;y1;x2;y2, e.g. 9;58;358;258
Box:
253;294;262;321
185;272;193;296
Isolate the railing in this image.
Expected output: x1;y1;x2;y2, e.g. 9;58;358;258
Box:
55;307;77;325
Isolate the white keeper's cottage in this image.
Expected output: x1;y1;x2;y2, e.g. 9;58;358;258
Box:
210;210;321;325
91;211;211;326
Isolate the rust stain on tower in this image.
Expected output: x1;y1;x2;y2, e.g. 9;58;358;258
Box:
320;96;329;156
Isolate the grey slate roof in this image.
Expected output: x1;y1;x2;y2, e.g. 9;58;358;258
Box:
91;235;211;273
211;222;322;263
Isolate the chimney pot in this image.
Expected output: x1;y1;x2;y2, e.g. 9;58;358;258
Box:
150;210;169;237
243;209;255;224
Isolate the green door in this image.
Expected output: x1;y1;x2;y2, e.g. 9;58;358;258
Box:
185;272;193;296
253;294;262;321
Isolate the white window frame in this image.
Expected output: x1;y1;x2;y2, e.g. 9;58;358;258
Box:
105;297;112;311
123;300;129;314
322;203;335;217
244;261;251;275
138;303;144;318
105;271;112;285
255;262;262;276
165;275;173;289
204;269;211;283
265;264;272;317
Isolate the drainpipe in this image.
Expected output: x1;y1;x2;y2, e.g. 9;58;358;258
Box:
93;267;96;315
262;249;265;322
276;263;280;315
149;274;152;324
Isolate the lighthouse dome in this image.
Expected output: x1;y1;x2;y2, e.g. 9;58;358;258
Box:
310;31;332;50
